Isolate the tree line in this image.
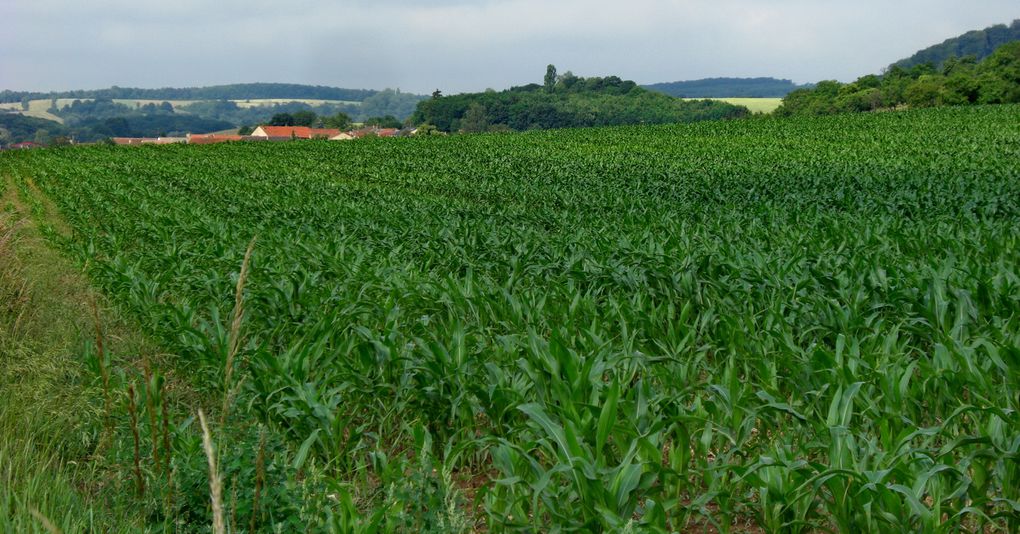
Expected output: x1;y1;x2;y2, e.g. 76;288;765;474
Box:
643;77;811;98
776;42;1020;116
0;83;383;104
891;20;1020;70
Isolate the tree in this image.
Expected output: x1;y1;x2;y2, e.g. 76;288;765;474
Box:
432;89;443;99
460;103;489;133
238;125;254;135
364;115;402;129
0;127;10;148
415;124;442;136
323;112;352;130
557;71;579;91
34;128;51;146
269;113;295;126
904;75;946;108
545;64;558;93
292;110;318;127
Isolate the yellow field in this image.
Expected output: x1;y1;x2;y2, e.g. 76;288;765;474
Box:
684;97;783;114
0;99;69;123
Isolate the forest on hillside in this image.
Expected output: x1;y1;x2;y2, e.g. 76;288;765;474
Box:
643;77;810;98
412;66;748;132
892;19;1020;70
0;83;384;104
777;41;1020;116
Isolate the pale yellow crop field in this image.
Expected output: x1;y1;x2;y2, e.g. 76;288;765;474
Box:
0;99;70;123
684;97;783;114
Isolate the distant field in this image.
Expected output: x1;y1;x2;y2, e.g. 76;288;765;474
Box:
0;100;67;123
684;97;783;114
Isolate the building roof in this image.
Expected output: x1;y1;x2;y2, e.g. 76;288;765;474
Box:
10;141;42;149
112;137;158;145
252;126;341;139
348;127;401;139
187;134;245;144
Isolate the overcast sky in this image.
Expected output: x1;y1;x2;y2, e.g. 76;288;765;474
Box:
1;1;1017;94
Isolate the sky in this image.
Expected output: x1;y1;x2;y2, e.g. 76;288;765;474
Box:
1;1;1017;95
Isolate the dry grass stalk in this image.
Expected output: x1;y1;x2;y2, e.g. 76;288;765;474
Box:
198;409;225;534
162;391;176;517
127;383;145;497
89;297;112;425
29;508;63;534
220;236;256;428
250;428;267;533
161;390;172;477
142;360;161;474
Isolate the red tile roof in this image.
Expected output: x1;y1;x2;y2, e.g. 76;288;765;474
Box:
254;126;340;139
348;127;400;139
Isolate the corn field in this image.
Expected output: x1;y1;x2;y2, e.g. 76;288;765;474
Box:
3;104;1020;532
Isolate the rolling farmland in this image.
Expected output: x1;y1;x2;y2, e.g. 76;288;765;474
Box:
0;98;363;124
3;105;1020;531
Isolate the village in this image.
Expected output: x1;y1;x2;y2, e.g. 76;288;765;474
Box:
0;124;417;149
110;124;413;146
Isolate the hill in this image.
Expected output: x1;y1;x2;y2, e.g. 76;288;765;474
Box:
777;40;1020;117
411;67;748;132
891;19;1020;70
0;83;384;104
0;112;69;145
644;77;810;98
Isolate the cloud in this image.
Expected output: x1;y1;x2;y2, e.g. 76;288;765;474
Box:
1;0;1017;93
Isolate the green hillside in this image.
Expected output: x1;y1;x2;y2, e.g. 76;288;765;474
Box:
644;77;811;98
0;83;384;104
892;19;1020;69
411;67;748;132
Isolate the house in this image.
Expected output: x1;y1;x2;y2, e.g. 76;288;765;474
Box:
10;141;42;149
248;126;341;140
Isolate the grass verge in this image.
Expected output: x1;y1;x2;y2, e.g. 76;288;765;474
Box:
0;178;157;532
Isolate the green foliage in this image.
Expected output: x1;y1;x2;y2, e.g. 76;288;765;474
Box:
545;64;558;93
291;110;318;127
359;89;427;121
3;105;1020;531
778;42;1020;116
322;112;352;131
458;103;488;133
891;19;1020;70
363;115;402;129
0;113;67;143
411;72;747;132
